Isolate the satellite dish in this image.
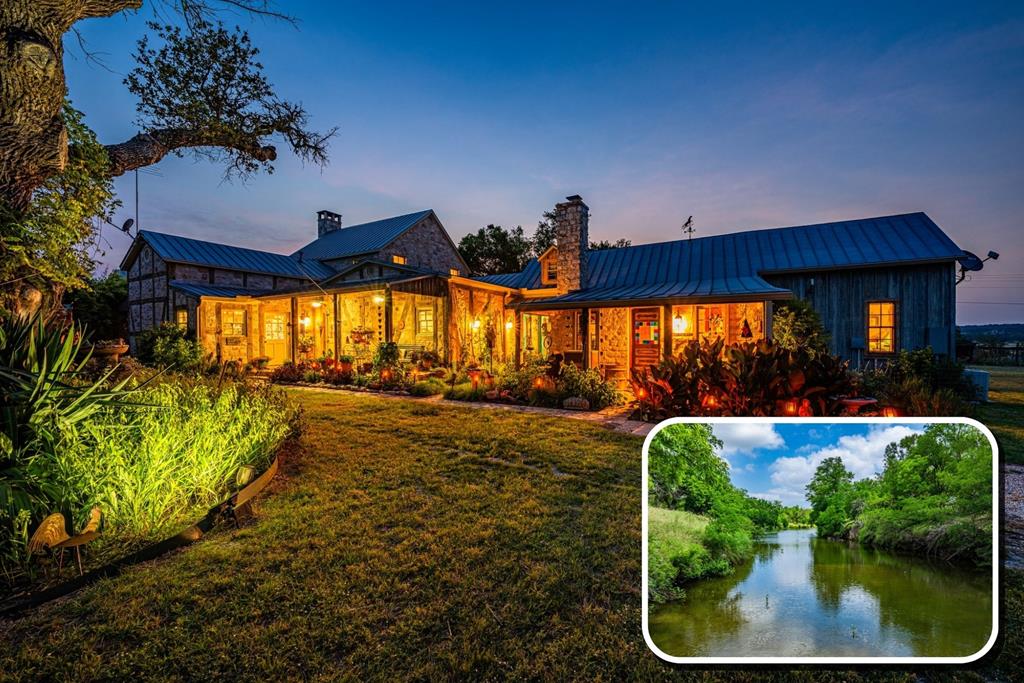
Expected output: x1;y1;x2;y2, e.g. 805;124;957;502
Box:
957;250;984;272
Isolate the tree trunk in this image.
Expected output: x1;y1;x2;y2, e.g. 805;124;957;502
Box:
0;1;141;216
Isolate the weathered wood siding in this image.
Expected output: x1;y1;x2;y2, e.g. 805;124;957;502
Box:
764;262;957;363
126;243;172;349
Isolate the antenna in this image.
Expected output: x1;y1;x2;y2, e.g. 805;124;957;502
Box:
681;216;695;240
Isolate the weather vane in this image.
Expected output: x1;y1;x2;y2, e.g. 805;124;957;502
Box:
681;216;695;240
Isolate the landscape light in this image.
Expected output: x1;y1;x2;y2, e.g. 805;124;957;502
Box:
880;406;903;418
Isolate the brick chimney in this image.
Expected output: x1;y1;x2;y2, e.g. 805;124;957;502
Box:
317;210;343;238
554;194;589;292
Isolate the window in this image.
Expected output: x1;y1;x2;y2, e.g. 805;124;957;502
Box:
867;301;896;353
223;308;246;336
416;307;434;335
449;268;460;277
264;314;286;341
544;261;557;284
175;308;188;329
392;254;407;265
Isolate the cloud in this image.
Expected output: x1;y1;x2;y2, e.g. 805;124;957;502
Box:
766;425;923;506
712;423;785;459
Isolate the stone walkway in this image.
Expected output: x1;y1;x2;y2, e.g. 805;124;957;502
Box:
288;384;655;437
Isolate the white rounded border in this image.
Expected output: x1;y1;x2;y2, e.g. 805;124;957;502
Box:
640;416;1001;665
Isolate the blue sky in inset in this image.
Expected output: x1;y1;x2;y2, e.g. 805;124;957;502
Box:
69;2;1024;322
711;422;926;506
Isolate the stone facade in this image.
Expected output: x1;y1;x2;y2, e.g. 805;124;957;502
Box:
554;195;589;293
377;214;467;275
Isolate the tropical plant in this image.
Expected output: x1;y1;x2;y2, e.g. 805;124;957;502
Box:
772;298;831;357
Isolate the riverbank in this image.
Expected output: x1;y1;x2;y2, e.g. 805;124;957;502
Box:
649;528;994;658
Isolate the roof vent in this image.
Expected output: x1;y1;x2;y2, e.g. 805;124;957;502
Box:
317;210;342;238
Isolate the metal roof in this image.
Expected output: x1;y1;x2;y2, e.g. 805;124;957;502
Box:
290;210;433;262
136;230;335;280
473;259;548;289
504;212;963;307
168;281;271;298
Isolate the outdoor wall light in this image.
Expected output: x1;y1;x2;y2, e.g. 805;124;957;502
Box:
505;321;513;330
300;316;312;327
672;313;690;334
372;295;385;305
471;319;481;330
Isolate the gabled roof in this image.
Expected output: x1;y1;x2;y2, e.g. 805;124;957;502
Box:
507;212;964;308
474;259;546;289
290;210;434;262
319;256;438;286
126;230;335;280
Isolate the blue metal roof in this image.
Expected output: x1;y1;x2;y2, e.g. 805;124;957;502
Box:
168;281;271;298
137;230;334;280
474;259;548;289
509;212;963;307
290;210;433;262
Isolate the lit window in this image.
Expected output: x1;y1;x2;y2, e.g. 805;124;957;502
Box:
264;314;286;341
417;308;434;335
544;262;557;284
175;309;188;329
867;302;896;353
223;308;246;336
449;268;460;277
392;255;407;265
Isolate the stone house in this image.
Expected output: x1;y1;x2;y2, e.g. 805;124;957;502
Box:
121;196;966;375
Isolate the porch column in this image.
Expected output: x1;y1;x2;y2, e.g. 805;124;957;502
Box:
332;293;340;359
514;312;522;367
289;296;298;362
580;307;590;369
384;287;394;343
662;304;673;361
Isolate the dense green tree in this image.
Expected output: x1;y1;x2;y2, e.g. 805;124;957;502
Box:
805;456;853;523
457;224;534;276
65;271;128;341
533;210;557;256
589;238;632;250
647;424;727;513
772;298;831;358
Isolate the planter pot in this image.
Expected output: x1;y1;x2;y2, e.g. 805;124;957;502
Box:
338;361;353;373
92;344;129;364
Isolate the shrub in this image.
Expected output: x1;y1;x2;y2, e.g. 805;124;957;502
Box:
772;298;830;357
269;362;304;383
409;379;447;397
372;341;400;370
858;347;977;416
631;338;853;420
444;382;487;402
557;363;620;410
136;323;204;372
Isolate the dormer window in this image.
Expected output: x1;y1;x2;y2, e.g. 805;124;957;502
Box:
545;262;557;282
449;268;460;277
392;255;407;265
537;246;558;286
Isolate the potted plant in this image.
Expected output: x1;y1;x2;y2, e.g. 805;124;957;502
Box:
297;334;314;358
419;350;440;370
92;338;130;364
338;354;354;373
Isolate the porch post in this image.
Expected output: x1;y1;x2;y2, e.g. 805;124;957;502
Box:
580;307;590;369
289;296;298;362
332;293;340;359
514;312;522;367
384;286;394;343
662;304;673;361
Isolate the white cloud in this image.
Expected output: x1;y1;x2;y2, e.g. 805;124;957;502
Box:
766;425;924;507
712;423;785;458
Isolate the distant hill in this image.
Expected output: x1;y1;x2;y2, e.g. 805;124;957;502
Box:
959;324;1024;343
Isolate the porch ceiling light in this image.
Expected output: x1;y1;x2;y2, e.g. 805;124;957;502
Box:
673;312;690;334
311;301;322;308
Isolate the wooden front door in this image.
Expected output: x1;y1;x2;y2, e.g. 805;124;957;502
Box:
631;307;661;370
263;312;290;365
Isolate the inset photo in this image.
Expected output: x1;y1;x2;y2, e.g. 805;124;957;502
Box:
642;418;998;664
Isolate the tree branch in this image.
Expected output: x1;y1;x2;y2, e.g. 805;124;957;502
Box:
101;128;276;176
74;1;144;21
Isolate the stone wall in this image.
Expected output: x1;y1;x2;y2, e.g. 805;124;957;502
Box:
597;307;630;367
448;283;509;367
378;214;466;275
548;310;580;354
554;196;589;292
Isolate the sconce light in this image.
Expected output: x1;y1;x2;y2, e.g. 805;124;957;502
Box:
504;320;513;330
672;312;690;334
300;316;312;327
372;295;385;305
471;319;481;330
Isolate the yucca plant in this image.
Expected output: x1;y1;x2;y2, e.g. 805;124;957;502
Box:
0;312;134;574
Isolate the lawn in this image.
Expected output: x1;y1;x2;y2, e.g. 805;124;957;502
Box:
973;365;1024;465
0;390;1020;680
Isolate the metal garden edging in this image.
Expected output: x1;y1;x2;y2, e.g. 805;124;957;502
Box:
0;454;280;620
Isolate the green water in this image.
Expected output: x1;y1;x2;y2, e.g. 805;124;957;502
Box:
648;529;993;658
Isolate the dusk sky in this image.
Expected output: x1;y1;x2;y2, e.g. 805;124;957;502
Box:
70;2;1024;323
711;422;927;507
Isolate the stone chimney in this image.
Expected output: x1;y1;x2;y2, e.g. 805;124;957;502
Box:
317;210;343;238
554;194;589;292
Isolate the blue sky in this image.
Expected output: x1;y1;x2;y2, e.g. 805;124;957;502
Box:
712;422;926;506
69;2;1024;323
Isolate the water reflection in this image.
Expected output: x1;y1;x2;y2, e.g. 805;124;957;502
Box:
649;529;992;657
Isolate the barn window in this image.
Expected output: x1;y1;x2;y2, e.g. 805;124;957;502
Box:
392;255;407;265
416;307;434;335
223;308;246;336
867;301;896;353
175;308;188;329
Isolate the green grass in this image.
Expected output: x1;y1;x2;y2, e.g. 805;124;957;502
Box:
972;365;1024;465
0;390;1020;680
648;507;715;602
